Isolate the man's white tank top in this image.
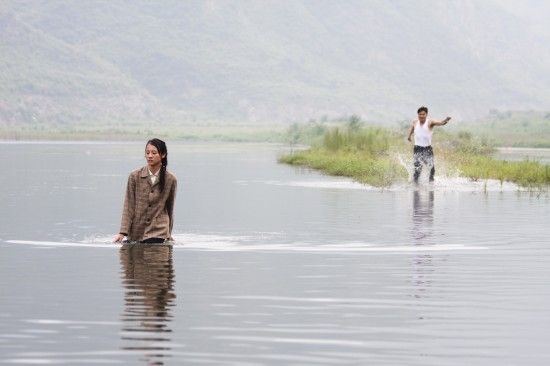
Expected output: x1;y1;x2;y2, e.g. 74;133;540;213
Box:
414;119;432;147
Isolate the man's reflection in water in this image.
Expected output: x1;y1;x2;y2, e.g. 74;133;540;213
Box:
412;189;434;242
411;189;435;301
119;244;176;365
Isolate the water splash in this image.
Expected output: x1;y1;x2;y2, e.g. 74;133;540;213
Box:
396;152;414;181
393;152;523;192
5;235;488;252
247;176;523;193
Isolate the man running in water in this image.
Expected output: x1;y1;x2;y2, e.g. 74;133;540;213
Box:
407;106;451;183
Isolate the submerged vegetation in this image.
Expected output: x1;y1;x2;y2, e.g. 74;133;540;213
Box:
449;154;550;187
281;125;407;187
280;117;550;188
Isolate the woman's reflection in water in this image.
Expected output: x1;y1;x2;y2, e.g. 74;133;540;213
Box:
119;244;176;365
411;189;435;301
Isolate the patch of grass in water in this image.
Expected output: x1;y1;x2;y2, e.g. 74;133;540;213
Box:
280;123;550;189
449;154;550;188
279;126;408;187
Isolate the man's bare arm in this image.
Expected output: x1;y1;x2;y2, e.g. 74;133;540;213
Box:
406;122;415;142
430;116;451;128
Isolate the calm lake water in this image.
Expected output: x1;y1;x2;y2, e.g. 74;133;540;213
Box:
1;141;549;365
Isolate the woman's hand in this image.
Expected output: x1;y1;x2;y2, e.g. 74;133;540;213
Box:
113;233;125;243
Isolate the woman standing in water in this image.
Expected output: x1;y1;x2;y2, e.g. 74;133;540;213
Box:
113;138;177;244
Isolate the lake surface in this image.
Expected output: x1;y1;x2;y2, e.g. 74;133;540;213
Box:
1;141;549;365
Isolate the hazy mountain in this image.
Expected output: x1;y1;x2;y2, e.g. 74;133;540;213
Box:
1;0;550;126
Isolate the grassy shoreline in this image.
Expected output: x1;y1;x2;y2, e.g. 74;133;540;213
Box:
279;125;550;188
3;122;550;188
0;125;287;143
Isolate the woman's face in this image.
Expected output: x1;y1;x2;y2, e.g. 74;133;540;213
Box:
145;144;164;168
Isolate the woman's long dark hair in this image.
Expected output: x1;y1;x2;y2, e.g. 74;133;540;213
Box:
146;138;168;192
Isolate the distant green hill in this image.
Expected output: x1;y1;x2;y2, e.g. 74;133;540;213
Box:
2;1;550;127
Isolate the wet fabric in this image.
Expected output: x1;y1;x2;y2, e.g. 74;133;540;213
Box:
140;237;166;244
413;145;435;182
119;166;177;241
413;119;433;147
